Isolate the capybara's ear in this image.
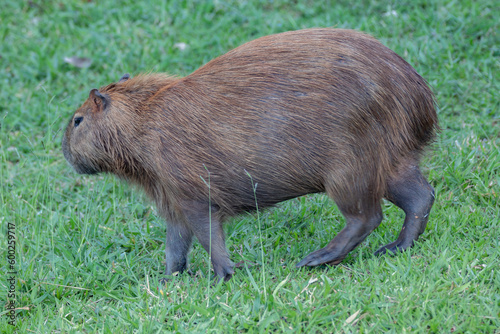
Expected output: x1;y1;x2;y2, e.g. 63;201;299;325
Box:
118;73;130;83
89;89;108;113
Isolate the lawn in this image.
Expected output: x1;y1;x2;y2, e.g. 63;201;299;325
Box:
0;0;499;332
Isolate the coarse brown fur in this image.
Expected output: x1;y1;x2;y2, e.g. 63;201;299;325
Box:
62;28;438;281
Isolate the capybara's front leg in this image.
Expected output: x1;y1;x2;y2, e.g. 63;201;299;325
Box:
184;202;235;281
164;221;193;275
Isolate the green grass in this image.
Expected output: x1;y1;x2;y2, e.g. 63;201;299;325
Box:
1;0;499;332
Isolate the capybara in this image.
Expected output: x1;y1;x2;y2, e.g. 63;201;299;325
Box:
62;28;438;281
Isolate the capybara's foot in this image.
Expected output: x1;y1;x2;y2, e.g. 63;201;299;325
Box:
374;241;406;256
158;269;194;285
213;260;235;281
158;276;172;285
296;247;344;267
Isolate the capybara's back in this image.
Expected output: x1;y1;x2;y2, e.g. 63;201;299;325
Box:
63;28;438;281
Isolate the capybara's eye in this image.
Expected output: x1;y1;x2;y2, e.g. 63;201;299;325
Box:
74;116;83;127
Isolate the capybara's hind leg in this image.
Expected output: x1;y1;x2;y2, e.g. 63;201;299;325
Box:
296;201;383;267
375;163;435;255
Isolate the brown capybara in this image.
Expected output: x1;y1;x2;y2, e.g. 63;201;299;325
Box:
62;28;438;281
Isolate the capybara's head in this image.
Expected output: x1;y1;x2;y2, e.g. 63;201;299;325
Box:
62;75;130;175
62;73;175;177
